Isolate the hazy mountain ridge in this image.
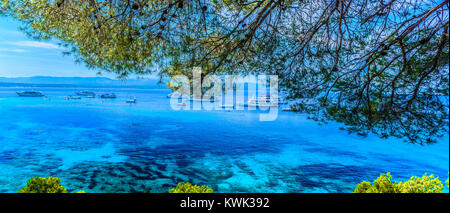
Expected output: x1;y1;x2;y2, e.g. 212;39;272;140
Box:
0;76;168;89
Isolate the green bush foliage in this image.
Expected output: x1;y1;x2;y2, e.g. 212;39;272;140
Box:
169;182;213;193
400;174;444;193
354;173;444;193
18;176;67;193
354;173;401;193
446;173;449;188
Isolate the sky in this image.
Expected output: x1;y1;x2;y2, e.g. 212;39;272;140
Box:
0;17;115;78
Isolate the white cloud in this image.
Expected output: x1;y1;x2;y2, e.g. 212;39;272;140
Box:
7;41;63;49
0;48;27;53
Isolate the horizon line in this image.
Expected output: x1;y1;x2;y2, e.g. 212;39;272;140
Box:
0;75;162;80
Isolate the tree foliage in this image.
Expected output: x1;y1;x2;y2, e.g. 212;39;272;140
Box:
1;0;448;144
18;176;67;193
354;172;445;193
169;182;214;193
18;176;86;193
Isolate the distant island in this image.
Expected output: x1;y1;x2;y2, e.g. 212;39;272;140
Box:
0;76;168;89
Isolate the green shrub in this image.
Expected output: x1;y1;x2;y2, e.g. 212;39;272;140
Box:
400;174;443;193
19;176;67;193
353;181;374;193
446;178;449;188
446;173;449;188
354;173;401;193
169;182;213;193
354;173;444;193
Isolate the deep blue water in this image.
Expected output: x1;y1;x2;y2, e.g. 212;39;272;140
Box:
0;87;448;193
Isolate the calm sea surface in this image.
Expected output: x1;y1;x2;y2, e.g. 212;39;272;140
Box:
0;87;448;193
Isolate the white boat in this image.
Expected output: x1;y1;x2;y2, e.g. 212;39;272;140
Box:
222;104;234;109
100;93;117;99
66;95;81;100
16;91;45;97
281;107;293;111
244;100;278;107
240;94;279;107
126;98;137;103
258;94;288;104
76;91;96;96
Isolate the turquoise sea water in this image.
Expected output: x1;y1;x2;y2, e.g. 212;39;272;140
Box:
0;87;448;193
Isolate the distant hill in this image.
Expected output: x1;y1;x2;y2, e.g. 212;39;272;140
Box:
0;76;168;89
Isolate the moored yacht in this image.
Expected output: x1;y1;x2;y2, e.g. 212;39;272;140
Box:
16;91;45;97
100;93;117;99
240;94;279;107
66;95;81;100
76;91;96;96
126;98;137;103
222;104;234;109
